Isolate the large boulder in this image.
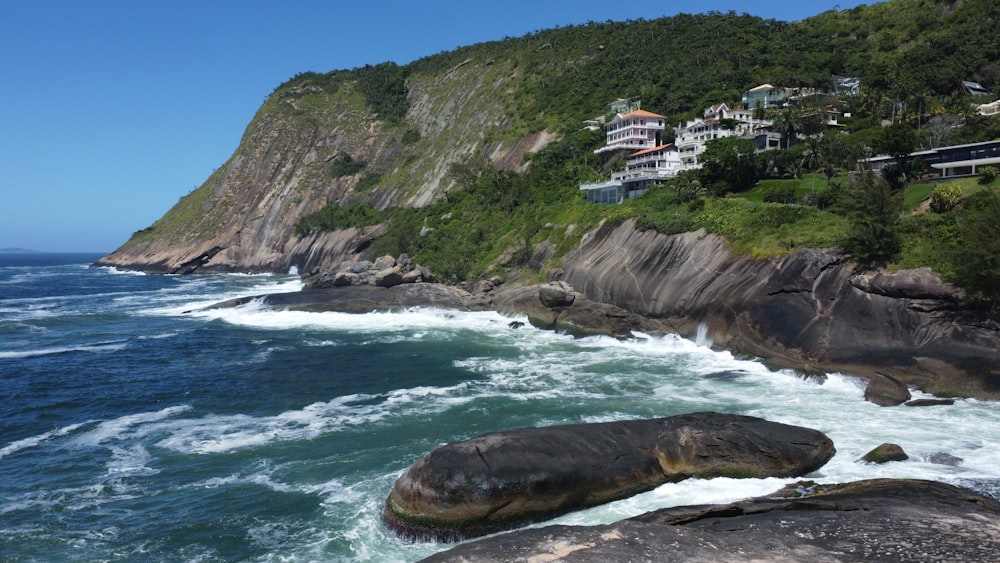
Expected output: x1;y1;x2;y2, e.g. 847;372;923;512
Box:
864;372;912;406
422;479;1000;562
383;412;834;542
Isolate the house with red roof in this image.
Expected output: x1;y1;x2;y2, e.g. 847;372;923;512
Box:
580;101;768;203
595;109;667;156
581;140;683;203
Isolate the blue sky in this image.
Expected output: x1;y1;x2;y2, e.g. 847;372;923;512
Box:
0;1;869;253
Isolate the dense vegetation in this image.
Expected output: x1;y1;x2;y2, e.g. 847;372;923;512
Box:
291;0;1000;304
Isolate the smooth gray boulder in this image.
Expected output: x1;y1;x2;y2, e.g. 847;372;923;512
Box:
383;412;834;542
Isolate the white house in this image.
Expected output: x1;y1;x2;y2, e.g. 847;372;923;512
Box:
674;103;771;168
978;100;1000;116
580;143;681;203
742;84;789;110
594;109;667;155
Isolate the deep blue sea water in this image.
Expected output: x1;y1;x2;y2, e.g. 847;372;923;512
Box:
2;252;1000;562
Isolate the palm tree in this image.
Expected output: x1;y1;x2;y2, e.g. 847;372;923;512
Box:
772;107;804;149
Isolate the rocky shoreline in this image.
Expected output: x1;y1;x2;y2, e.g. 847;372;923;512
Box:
198;220;1000;400
420;478;1000;562
181;230;1000;561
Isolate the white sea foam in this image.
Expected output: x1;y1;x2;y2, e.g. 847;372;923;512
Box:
102;266;147;276
152;385;467;455
0;421;91;460
188;303;529;336
550;477;789;527
0;341;127;359
71;405;194;447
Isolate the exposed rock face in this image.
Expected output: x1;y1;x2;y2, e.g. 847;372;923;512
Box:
301;254;435;289
860;443;909;464
555;220;1000;398
490;283;671;337
383;412;834;542
422;479;1000;562
94;58;553;274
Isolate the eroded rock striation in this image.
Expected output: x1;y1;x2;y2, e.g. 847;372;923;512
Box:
421;479;1000;562
550;220;1000;398
383;412;834;542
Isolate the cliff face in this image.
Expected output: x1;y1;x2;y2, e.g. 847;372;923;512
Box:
95;59;546;274
554;219;1000;397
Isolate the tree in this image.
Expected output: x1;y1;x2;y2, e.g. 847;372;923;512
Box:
840;172;904;265
923;114;961;148
670;169;704;203
874;123;918;188
950;188;1000;304
772;107;804;149
699;137;762;194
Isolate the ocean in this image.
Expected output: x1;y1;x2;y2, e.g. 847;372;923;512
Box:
2;252;999;562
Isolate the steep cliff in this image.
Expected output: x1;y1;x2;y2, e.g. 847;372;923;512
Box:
95;58;547;274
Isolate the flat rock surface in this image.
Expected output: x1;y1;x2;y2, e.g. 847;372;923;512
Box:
423;479;1000;562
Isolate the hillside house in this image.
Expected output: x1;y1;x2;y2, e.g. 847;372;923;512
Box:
963;80;989;96
834;76;861;96
580;143;681;203
674;103;772;168
978;100;1000;116
742;84;789;110
865;140;1000;178
594;109;667;157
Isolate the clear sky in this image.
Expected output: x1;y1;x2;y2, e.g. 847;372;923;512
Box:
0;0;870;253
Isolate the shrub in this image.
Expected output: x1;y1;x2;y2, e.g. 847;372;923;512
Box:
401;128;421;144
929;183;962;213
329;154;367;177
839;172;903;265
949;188;1000;303
356;172;383;192
294;203;385;236
762;184;797;204
979;166;998;185
635;214;694;235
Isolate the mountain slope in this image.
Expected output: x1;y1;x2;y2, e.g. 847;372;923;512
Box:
96;0;1000;274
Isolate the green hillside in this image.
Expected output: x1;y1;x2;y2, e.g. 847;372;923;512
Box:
149;0;1000;301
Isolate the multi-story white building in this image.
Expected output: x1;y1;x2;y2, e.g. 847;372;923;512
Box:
580;143;681;203
594;109;667;155
674;103;771;169
580;101;775;203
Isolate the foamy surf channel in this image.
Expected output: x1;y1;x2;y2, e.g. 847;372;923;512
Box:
136;272;304;316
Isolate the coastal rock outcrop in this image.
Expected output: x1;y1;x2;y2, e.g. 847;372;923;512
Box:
421;479;1000;562
383;412;834;542
555;220;1000;398
301;254;434;289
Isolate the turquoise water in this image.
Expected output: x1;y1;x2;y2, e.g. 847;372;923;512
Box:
2;253;999;561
